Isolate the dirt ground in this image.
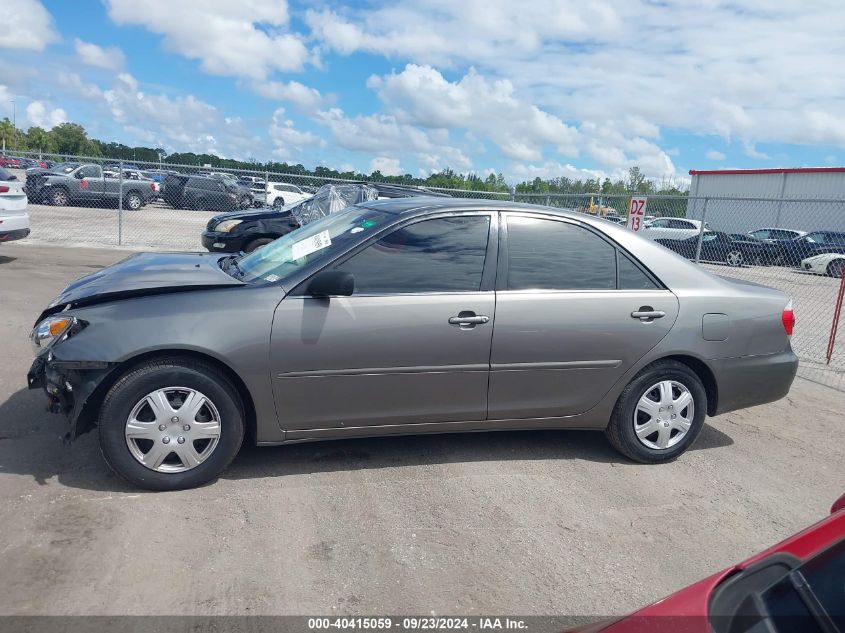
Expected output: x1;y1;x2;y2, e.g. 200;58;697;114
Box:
0;242;842;620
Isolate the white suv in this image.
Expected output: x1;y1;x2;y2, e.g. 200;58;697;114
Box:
641;217;706;241
266;182;312;209
0;168;30;244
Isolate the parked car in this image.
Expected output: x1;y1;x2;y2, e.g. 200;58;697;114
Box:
204;173;253;209
641;217;707;241
25;163;156;210
202;182;448;253
266;181;312;209
27;198;797;490
655;231;779;267
0;167;30;244
0;155;21;168
800;253;845;278
162;173;240;212
236;176;268;207
779;231;845;267
568;491;845;632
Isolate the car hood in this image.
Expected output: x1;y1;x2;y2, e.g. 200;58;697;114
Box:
209;208;294;224
40;251;245;319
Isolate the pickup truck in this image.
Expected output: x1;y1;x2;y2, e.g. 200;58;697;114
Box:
25;163;156;210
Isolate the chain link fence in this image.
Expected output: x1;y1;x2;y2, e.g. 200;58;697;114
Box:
4;150;844;389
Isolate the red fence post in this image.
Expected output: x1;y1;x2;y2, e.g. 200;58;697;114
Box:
827;273;845;365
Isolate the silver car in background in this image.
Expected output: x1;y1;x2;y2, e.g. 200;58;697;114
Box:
27;199;798;490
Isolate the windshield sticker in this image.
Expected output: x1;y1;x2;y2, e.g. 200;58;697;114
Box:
265;274;281;282
350;227;364;234
291;230;332;260
361;219;378;228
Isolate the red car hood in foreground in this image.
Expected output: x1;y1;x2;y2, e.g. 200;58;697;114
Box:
569;492;845;633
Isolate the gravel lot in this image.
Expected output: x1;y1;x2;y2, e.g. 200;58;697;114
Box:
0;242;843;621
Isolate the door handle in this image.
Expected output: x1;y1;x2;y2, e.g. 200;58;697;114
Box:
448;311;490;328
631;306;666;322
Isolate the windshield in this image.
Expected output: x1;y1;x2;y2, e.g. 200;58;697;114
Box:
235;205;391;283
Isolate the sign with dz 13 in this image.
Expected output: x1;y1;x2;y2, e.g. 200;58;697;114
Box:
626;197;648;232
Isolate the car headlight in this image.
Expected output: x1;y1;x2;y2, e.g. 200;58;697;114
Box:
30;315;79;351
215;219;242;233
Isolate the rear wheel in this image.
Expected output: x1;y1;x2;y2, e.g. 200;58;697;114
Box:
244;237;274;253
827;259;845;278
124;191;143;211
725;249;744;267
98;358;245;491
239;196;251;209
272;196;285;209
605;360;707;463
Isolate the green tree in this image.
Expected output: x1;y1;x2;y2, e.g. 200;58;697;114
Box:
0;117;19;151
50;123;100;156
24;126;56;154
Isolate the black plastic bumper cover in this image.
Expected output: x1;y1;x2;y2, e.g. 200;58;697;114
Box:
28;355;113;441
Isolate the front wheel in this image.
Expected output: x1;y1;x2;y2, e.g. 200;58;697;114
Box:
272;196;285;209
98;358;245;491
49;187;69;206
605;360;707;463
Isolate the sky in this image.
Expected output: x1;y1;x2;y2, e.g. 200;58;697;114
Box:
0;0;844;185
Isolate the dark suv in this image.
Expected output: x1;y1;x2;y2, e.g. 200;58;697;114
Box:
780;231;845;266
162;174;239;212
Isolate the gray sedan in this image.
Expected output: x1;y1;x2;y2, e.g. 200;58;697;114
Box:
27;199;798;490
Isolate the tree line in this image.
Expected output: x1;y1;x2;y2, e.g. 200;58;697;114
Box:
0;117;686;196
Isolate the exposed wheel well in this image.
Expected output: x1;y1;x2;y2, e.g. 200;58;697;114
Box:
661;354;719;416
77;349;258;440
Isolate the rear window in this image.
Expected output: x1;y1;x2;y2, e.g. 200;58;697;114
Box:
0;167;14;181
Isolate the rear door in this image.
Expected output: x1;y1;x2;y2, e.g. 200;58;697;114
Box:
270;212;497;432
488;213;679;419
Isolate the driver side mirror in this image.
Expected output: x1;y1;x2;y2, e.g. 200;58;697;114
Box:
307;271;354;297
74;171;85;179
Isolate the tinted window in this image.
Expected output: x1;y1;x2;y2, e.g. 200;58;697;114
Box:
750;229;770;239
335;216;490;294
0;167;14;181
650;219;670;228
618;252;658;290
506;217;615;290
668;219;693;229
78;166;100;178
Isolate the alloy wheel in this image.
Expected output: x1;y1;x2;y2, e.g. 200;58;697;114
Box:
124;387;222;473
632;380;695;450
726;250;743;267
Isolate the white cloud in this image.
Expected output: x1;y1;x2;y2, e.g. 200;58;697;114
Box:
25;101;67;129
705;150;726;161
307;0;845;155
0;0;56;51
315;107;472;171
252;80;324;111
74;39;125;71
369;65;579;161
369;156;402;176
269;107;323;154
743;142;770;160
105;0;310;79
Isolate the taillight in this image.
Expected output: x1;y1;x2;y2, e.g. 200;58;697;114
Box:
782;301;795;336
150;183;155;191
0;186;9;193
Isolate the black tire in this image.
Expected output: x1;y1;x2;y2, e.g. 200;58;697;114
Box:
49;187;69;206
239;196;251;210
124;191;143;211
273;196;285;209
827;259;845;278
244;237;274;253
98;357;245;491
605;360;707;464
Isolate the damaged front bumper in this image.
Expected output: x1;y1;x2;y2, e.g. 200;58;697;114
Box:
27;353;114;441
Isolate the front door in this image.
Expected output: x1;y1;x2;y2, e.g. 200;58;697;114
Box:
488;214;679;419
270;213;496;432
